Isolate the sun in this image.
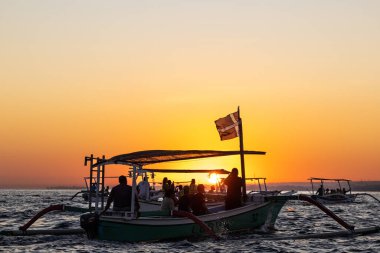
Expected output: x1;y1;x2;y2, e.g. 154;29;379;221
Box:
208;173;219;184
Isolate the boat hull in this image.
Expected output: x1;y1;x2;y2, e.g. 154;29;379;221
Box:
311;194;357;204
91;200;284;242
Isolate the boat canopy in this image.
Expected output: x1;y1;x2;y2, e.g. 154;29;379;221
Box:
309;177;352;182
93;150;266;167
246;177;267;180
138;168;231;174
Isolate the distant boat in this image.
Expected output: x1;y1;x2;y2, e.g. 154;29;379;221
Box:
308;177;357;204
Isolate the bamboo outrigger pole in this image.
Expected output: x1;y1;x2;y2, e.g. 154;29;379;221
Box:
237;106;247;201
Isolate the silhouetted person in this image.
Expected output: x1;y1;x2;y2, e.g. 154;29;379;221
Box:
178;186;191;212
162;177;169;192
224;168;243;210
191;184;209;216
90;183;97;193
316;184;324;196
189;179;197;196
137;176;150;200
161;189;176;212
102;175;139;213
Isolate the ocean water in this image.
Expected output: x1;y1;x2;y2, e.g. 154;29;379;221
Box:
0;189;379;252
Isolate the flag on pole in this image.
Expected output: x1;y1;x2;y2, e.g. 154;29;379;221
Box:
215;111;240;141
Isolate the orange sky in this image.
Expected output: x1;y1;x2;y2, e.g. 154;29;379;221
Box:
1;1;380;188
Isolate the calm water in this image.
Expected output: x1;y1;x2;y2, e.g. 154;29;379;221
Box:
0;189;379;252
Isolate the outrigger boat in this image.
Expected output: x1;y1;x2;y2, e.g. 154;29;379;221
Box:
70;176;115;202
309;177;357;204
79;149;294;242
7;111;379;241
246;177;296;205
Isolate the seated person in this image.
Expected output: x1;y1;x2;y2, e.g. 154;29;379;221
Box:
316;185;324;196
178;186;191;212
161;189;176;212
190;184;209;216
101;175;139;213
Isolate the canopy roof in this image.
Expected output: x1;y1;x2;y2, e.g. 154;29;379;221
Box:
246;177;267;180
139;168;231;174
309;177;352;182
93;149;266;167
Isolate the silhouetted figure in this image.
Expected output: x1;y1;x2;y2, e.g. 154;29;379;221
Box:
189;179;197;196
102;175;139;213
178;186;191;212
316;184;324;196
90;183;97;193
161;189;176;212
138;176;150;200
162;177;169;192
224;168;243;210
190;184;209;216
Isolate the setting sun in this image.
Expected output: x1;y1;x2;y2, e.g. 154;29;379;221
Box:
208;173;219;185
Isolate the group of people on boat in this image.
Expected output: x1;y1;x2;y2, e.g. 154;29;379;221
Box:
101;167;244;216
159;167;243;214
161;181;210;215
316;184;349;196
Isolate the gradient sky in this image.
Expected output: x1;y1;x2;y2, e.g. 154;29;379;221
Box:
1;1;380;188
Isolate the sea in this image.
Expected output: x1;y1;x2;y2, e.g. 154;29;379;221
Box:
0;189;379;252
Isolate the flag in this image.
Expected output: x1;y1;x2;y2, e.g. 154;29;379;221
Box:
215;111;240;141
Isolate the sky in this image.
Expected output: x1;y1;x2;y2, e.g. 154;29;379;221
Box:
1;1;380;188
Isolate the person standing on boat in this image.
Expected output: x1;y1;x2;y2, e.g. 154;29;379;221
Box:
137;176;150;200
189;179;197;196
101;175;140;213
190;184;209;215
223;168;243;210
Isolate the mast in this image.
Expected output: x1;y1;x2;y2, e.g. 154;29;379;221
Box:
238;106;247;201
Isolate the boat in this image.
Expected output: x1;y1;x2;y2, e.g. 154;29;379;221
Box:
79;149;292;242
70;176;115;202
308;177;357;204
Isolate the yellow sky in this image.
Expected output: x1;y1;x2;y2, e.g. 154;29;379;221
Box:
1;1;380;188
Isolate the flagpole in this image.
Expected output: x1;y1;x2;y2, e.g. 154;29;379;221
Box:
238;106;247;202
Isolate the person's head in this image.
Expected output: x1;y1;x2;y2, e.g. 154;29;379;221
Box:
183;185;190;195
197;184;205;194
163;177;168;183
231;168;238;176
119;175;127;184
143;176;148;181
168;180;172;185
191;179;195;184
